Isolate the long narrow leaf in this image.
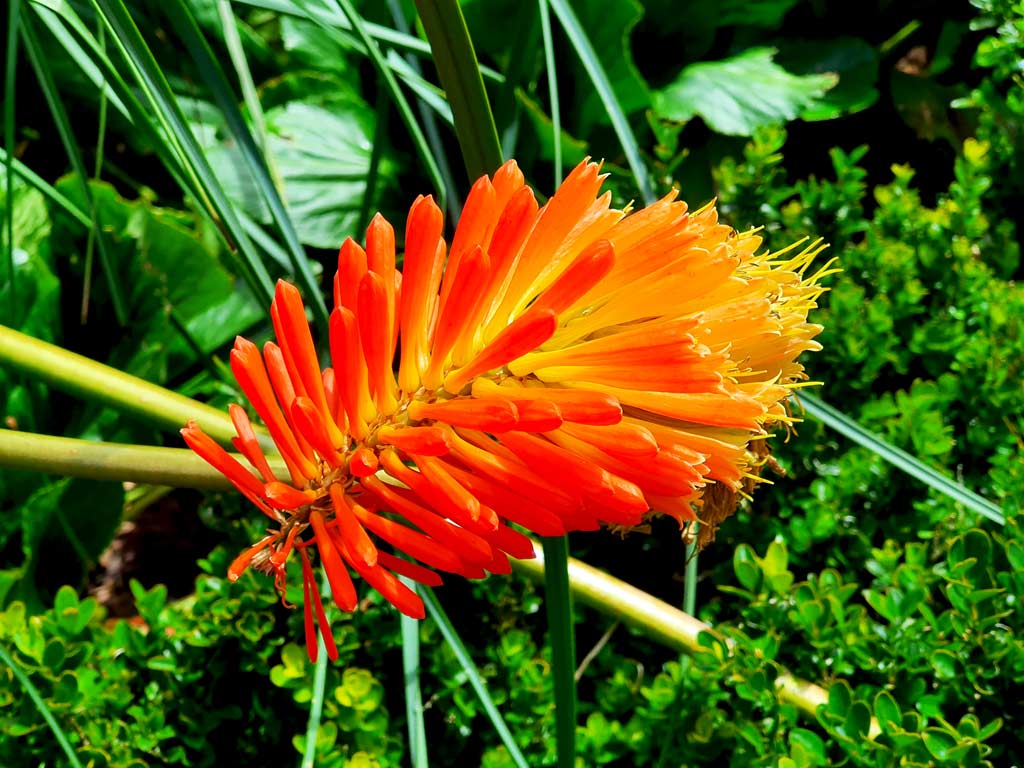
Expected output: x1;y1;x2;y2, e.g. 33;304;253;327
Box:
0;147;91;227
0;645;84;768
414;0;502;181
420;587;529;768
235;0;504;83
384;0;460;219
164;0;329;337
548;0;654;205
800;393;1006;525
400;584;428;768
537;0;562;185
4;0;19;321
20;13;128;324
90;0;276;307
316;0;447;211
301;620;330;768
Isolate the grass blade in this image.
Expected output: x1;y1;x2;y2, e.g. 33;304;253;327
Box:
384;0;460;219
316;0;447;212
164;0;329;337
420;587;529;768
235;0;505;83
20;13;129;325
548;0;654;204
799;393;1006;525
90;0;276;307
400;581;429;768
537;0;562;185
541;535;576;767
0;147;91;227
414;0;503;180
0;645;84;768
301;612;330;768
4;0;20;322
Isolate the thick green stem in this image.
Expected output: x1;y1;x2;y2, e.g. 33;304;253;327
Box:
0;430;284;488
414;0;503;180
0;324;253;446
541;535;576;766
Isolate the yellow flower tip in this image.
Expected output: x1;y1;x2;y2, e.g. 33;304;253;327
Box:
184;159;831;657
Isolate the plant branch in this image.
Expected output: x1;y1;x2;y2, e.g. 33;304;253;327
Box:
0;324;258;447
0;430;285;488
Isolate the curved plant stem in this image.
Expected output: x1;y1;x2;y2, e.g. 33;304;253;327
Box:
0;430;286;488
414;0;503;180
541;535;576;767
0;324;252;446
512;541;868;732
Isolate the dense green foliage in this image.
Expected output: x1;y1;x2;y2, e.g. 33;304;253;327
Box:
2;0;1023;765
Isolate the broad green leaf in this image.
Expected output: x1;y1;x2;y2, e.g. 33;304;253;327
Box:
16;477;124;612
516;88;589;167
654;47;838;136
208;99;395;249
776;37;880;121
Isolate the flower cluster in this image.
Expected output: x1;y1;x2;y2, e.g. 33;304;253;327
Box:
183;159;830;660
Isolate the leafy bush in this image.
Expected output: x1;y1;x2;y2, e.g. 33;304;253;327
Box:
2;0;1023;766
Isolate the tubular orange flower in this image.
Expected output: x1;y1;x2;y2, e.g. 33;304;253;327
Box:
183;159;833;660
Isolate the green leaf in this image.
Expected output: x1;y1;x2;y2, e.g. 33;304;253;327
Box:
776;37;880;121
922;728;959;760
873;691;902;734
654;47;837;136
567;0;650;132
207;98;394;249
18;478;123;612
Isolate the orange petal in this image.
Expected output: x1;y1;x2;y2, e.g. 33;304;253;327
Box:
408;397;519;433
228;534;275;581
376;551;443;587
360;476;495;567
560;421;659;460
181;422;274;518
334;530;425;619
228;403;276;482
444;308;558;394
289;396;344;467
510;399;563;432
309;510;358;612
328;484;378;568
349;446;379;478
263;481;318;510
425;245;491;388
377;425;452;456
398;195;444;393
345;498;477;577
335;237;367;311
357;271;399;415
230;338;316;483
272;281;344;446
301;547;339;661
379;450;494;535
440;462;566;537
329;307;372;439
263;342;315;460
529;238;615;316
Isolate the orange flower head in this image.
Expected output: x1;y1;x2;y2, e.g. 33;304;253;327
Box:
182;159;832;660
